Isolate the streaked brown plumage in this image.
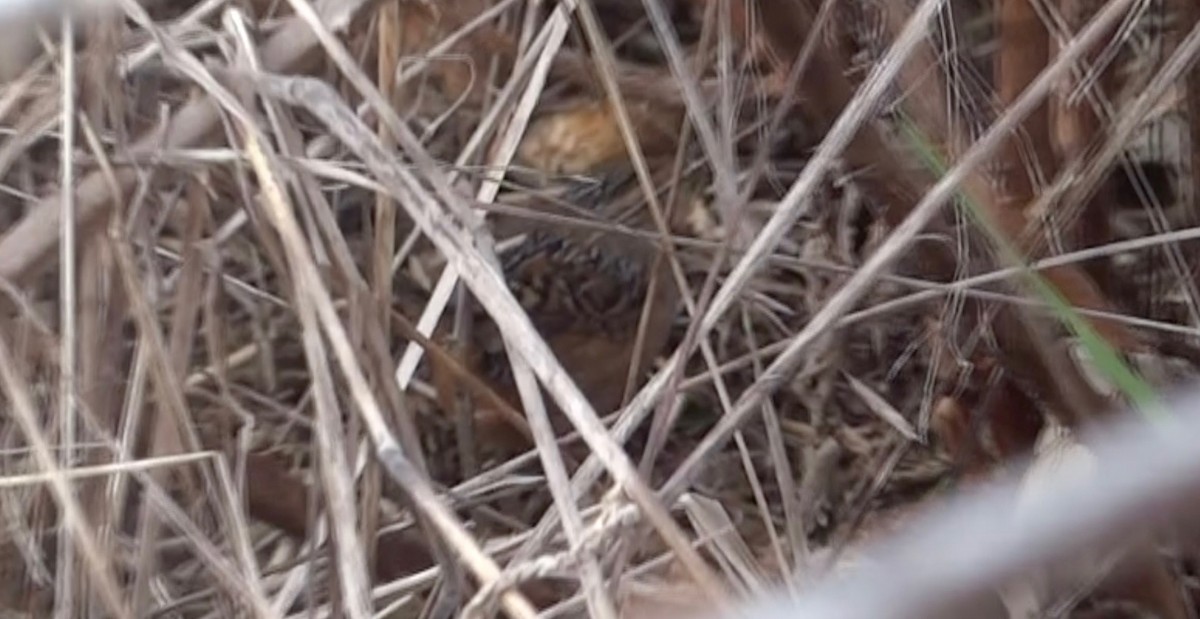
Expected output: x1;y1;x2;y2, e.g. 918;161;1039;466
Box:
441;163;703;452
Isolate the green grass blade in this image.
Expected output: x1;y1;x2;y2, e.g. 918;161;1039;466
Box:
895;114;1165;420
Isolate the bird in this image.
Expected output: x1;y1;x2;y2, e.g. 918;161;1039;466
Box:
433;162;706;455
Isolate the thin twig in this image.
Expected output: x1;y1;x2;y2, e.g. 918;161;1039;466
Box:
54;9;78;619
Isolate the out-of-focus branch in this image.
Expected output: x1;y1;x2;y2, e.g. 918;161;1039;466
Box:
721;386;1200;619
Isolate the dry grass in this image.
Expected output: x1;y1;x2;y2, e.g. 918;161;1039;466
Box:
0;0;1198;617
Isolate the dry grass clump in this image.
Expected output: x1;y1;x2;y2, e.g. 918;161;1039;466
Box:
0;0;1198;617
